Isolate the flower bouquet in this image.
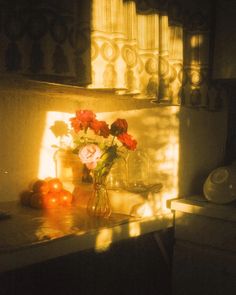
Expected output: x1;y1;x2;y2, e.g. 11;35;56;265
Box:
69;110;137;217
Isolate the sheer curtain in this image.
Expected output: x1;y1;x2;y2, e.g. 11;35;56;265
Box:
87;0;183;104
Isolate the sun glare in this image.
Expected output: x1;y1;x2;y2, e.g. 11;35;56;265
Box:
95;228;113;251
129;221;141;237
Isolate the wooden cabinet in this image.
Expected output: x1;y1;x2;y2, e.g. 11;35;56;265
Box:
0;231;173;295
171;197;236;295
172;240;236;295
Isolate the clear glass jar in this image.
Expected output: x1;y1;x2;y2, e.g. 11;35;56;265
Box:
54;149;83;191
106;157;127;190
126;148;150;188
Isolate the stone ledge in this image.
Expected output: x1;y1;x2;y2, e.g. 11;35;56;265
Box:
0;201;173;273
170;195;236;223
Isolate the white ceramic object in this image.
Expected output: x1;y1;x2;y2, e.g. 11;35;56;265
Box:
203;165;236;204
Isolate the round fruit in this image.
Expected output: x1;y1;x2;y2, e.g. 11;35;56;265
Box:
32;179;49;194
47;178;63;193
58;189;73;206
43;192;59;208
20;190;33;206
30;192;44;209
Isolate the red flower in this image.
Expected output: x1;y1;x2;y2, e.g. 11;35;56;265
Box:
117;133;137;150
90;120;110;138
76;110;96;125
110;119;128;136
70;110;96;132
70;117;82;132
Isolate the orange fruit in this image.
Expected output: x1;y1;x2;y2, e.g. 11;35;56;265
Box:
58;189;73;206
47;178;63;193
32;179;49;194
43;192;59;208
20;190;33;206
30;192;44;209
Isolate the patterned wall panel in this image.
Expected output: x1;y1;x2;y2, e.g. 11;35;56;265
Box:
0;0;223;110
0;0;91;85
182;9;224;111
88;0;184;103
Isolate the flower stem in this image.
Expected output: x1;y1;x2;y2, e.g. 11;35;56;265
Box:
111;136;115;146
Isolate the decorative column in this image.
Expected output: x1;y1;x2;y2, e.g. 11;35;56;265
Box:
137;9;160;98
158;12;170;102
168;1;184;105
183;12;210;108
89;0;126;89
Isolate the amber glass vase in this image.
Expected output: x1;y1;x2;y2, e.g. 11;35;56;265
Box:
87;175;111;218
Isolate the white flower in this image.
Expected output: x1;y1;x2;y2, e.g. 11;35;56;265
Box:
78;144;102;169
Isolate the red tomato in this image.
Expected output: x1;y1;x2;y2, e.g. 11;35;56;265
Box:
43;192;59;208
30;192;44;209
20;190;33;207
58;189;73;206
47;178;63;193
32;179;49;194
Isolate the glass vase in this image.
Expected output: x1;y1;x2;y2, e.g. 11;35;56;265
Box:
54;149;83;191
87;176;111;218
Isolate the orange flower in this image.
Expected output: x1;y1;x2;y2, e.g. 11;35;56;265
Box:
117;133;137;150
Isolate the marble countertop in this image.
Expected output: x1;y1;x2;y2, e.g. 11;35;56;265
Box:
0;201;173;273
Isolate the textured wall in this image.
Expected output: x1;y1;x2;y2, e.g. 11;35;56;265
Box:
0;75;228;203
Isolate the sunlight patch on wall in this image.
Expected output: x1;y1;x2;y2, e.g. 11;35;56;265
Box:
38;107;179;217
88;36;127;89
100;107;180;215
38;111;72;179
